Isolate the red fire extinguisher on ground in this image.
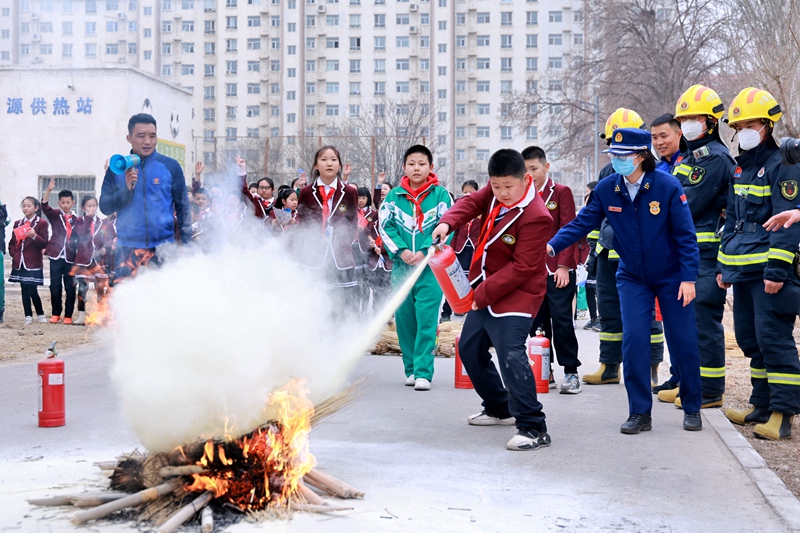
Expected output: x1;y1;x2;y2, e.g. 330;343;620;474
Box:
38;341;65;427
429;241;474;314
453;334;474;389
527;331;550;394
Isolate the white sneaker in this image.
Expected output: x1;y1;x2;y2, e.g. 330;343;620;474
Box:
467;411;516;426
24;316;33;325
560;373;582;394
414;378;431;391
506;429;552;451
73;311;86;326
37;315;47;323
404;374;415;386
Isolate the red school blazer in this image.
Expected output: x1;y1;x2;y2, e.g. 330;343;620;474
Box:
9;215;49;271
440;183;553;318
540;178;578;272
296;179;359;269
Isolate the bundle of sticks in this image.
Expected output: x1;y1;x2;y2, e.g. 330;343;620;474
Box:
27;383;366;531
372;320;462;357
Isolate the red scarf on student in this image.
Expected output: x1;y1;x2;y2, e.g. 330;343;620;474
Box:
318;183;337;233
400;173;440;230
470;179;533;276
64;212;74;241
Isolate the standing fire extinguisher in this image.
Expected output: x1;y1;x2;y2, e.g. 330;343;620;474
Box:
38;341;65;427
428;241;474;314
527;330;551;394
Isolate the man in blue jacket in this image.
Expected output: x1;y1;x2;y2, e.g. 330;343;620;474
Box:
100;113;191;279
548;128;703;435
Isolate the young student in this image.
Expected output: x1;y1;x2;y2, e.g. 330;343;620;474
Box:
364;191;393;314
353;187;376;313
270;187;299;232
441;180;481;322
8;197;50;324
379;145;452;391
296;145;360;298
248;183;259;197
68;195;107;326
191;188;214;241
521;146;583;393
431;149;554;451
41;177;77;324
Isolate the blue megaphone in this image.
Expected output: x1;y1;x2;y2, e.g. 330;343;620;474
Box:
109;154;141;174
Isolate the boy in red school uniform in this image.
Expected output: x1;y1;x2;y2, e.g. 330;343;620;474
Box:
432;149;554;451
67;195;107;325
296;145;360;296
522;146;583;393
41;177;77;324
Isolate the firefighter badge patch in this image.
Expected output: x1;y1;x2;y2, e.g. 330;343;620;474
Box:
649;201;660;215
501;234;516;245
689;166;705;185
781;180;798;201
614;132;623;142
338;204;347;212
546;201;557;210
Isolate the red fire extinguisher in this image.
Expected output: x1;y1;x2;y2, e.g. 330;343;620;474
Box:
527;331;550;394
429;242;474;314
453;334;474;389
38;341;65;427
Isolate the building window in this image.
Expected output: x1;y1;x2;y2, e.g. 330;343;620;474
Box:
350;59;360;73
226;83;237;96
326;82;339;93
326;14;338;26
501;58;513;72
438;66;446;76
306;105;315;116
549;33;562;46
161;64;172;76
204;86;215;100
477;150;490;161
500;127;512;141
477;81;490;92
373;36;384;50
326;37;339;48
247;16;260;27
226;60;237;74
107;43;120;55
226;16;237;29
477;58;489;69
350;37;361;50
526;126;538;140
548;56;562;69
326;59;339;71
374;14;385;28
350;82;360;94
501;80;513;94
477;12;490;23
549;11;562;22
396;59;409;70
203;108;215;121
396;81;409;93
226;128;237;141
326;105;339;116
270;38;280;49
162;42;172;54
456;80;466;92
478;104;489;115
204;20;215;34
374;82;385;95
456;127;465;139
501;12;512;26
526;34;538;48
527;11;538;25
182;64;194;75
246;105;260;117
574;33;584;45
397;36;409;48
396;14;409;25
287;91;296;100
374;59;385;73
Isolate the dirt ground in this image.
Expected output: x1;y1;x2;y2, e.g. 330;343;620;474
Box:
721;300;800;501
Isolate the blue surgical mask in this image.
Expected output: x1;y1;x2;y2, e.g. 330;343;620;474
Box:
611;157;638;177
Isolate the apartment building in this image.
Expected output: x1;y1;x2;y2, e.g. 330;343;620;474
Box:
1;0;586;189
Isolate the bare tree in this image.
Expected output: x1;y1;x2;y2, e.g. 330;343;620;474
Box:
503;0;737;179
722;0;800;137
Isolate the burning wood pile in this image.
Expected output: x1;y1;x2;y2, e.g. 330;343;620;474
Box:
28;381;364;532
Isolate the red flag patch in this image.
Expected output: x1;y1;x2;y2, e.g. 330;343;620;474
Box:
680;194;688;204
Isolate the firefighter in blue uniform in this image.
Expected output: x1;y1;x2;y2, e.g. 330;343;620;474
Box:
655;85;736;409
720;88;800;441
548;128;703;434
582;109;665;387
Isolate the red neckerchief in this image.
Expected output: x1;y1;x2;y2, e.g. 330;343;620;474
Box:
319;183;336;233
64;212;74;241
400;173;440;230
470;179;533;276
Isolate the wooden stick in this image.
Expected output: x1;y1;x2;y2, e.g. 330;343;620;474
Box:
297;480;327;506
27;492;128;507
290;502;354;513
71;480;181;525
304;469;364;499
201;507;213;533
156;491;213;533
158;465;207;477
66;493;129;507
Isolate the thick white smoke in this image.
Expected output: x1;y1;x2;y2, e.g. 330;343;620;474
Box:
109;238;365;452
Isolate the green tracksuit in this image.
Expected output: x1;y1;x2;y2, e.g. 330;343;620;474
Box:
379;176;452;381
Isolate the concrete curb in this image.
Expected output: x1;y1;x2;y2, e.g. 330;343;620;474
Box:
704;408;800;532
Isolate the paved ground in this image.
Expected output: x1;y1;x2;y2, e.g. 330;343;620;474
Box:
0;328;794;532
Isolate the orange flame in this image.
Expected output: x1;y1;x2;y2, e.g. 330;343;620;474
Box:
183;379;316;510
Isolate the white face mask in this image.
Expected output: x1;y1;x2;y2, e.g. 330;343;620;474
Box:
737;125;765;151
680;120;705;141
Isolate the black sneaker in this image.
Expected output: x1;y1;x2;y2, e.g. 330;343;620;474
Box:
620;414;653;434
583;319;598;330
506;429;552;451
652;380;679;394
439;315;451;324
